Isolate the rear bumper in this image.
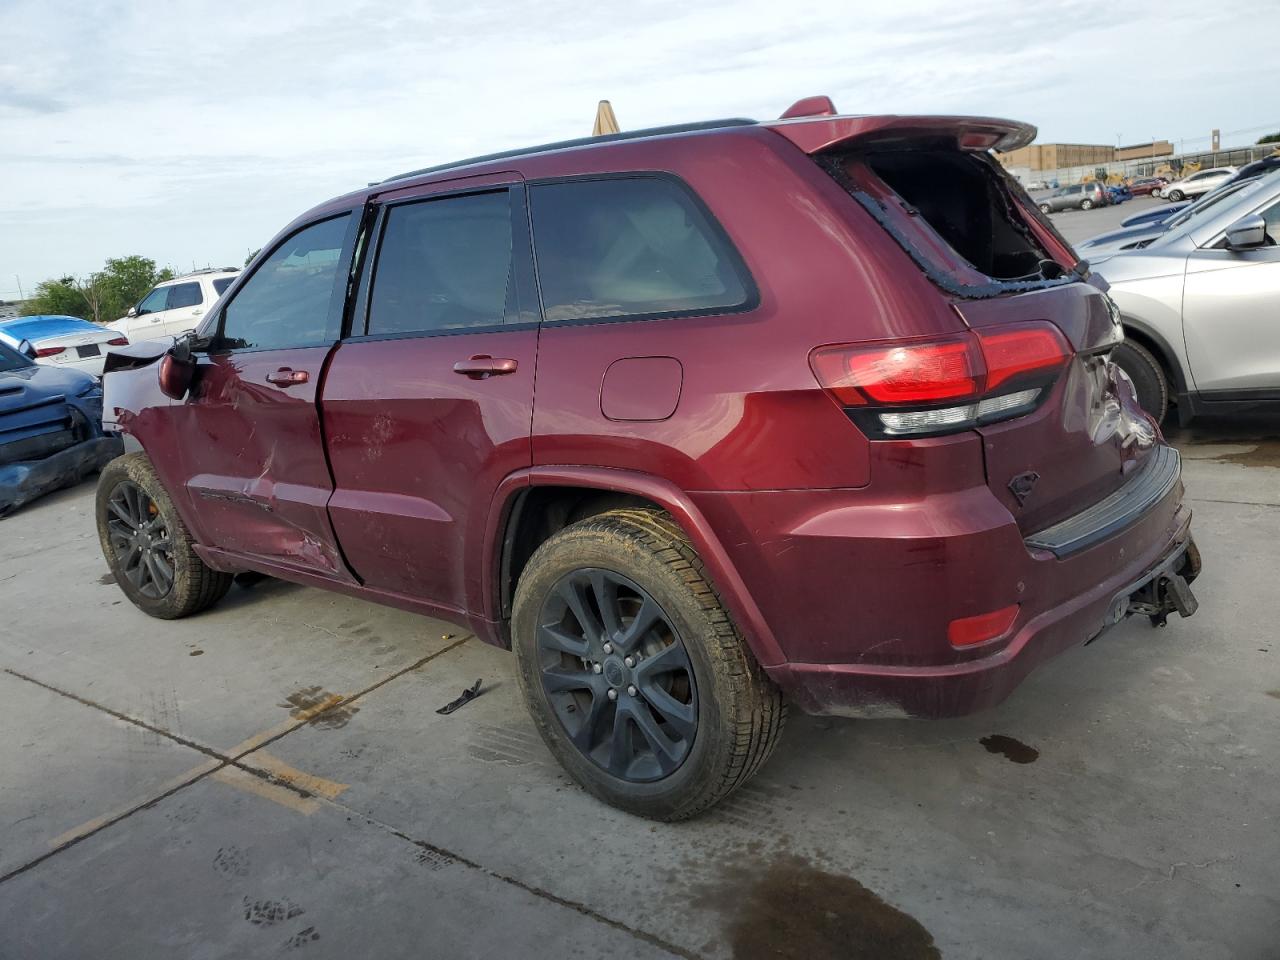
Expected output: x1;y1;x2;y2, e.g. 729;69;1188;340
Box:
769;512;1196;718
692;441;1197;720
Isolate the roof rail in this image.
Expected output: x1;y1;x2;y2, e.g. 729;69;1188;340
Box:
377;117;758;185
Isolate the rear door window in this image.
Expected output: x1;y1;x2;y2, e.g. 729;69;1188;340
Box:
366;190;513;335
213;277;236;296
165;282;202;309
529;177;752;322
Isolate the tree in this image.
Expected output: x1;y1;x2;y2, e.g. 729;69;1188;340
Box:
1258;132;1280;145
20;277;90;318
98;256;164;316
19;255;174;324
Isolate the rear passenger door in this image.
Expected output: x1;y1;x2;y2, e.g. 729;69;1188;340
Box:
159;281;206;337
321;175;539;613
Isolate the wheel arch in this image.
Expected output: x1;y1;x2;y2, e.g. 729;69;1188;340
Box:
477;467;785;667
1118;315;1188;395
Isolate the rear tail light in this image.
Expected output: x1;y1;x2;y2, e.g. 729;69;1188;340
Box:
810;322;1070;438
106;337;129;346
34;346;65;358
948;604;1020;647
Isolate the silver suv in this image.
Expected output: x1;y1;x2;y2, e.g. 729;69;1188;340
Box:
1035;181;1109;212
1090;171;1280;423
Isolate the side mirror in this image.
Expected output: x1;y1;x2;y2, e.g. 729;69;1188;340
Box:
157;342;196;400
127;307;138;318
1224;214;1268;251
17;339;36;359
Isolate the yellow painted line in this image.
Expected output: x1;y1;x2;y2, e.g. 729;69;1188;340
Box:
210;766;320;815
48;694;350;845
48;757;222;847
242;751;348;802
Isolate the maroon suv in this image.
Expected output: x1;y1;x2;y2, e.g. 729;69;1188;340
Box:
97;98;1200;820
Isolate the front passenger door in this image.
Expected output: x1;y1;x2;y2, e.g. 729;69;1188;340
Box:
173;212;358;579
1182;199;1280;395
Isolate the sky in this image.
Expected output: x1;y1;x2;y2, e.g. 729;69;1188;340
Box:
2;0;1278;299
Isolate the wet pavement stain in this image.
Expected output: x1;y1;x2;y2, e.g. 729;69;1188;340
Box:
1266;690;1280;700
97;571;116;585
1192;437;1280;469
279;686;360;729
980;734;1039;764
189;649;204;657
695;853;939;960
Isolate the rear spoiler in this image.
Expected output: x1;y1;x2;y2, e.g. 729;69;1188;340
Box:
764;114;1037;156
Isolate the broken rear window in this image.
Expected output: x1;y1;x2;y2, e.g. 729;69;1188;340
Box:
820;148;1075;297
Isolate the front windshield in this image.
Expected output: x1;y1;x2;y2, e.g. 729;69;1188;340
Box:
0;338;35;372
1167;178;1259;229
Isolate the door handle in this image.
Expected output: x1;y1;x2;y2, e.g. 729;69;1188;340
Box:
266;368;309;386
452;355;518;379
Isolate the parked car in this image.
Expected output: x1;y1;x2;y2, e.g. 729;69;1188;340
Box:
1128;177;1167;197
108;269;239;343
0;338;121;516
1160;166;1236;202
1121;201;1190;227
1080;176;1268;258
1036;181;1110;212
0;315;127;377
1106;184;1132;204
1092;172;1280;423
97;104;1200;820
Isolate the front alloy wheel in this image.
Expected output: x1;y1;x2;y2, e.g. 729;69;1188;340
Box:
536;568;697;781
104;480;175;598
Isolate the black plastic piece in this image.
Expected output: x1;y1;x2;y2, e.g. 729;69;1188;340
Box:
1024;446;1181;558
436;680;483;715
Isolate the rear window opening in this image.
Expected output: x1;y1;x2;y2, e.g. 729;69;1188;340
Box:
821;147;1074;297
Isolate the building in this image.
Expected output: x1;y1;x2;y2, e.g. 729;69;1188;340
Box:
997;140;1175;172
998;143;1115;172
1116;140;1175;162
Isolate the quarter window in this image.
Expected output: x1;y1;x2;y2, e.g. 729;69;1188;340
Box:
213;277;236;296
529;177;750;322
219;214;350;350
367;191;512;335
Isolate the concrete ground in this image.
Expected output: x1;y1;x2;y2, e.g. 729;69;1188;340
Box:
1;418;1278;960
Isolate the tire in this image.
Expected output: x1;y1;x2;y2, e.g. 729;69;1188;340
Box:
1167;189;1184;202
1081;199;1094;210
1038;203;1051;214
1111;340;1169;424
512;508;785;821
96;452;233;619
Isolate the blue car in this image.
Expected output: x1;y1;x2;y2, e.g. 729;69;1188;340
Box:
0;337;122;516
1120;202;1189;228
1105;184;1132;204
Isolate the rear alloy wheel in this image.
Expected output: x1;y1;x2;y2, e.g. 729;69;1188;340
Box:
96;452;233;619
513;508;785;821
1081;199;1094;210
1111;340;1169;424
1039;203;1051;214
1167;189;1184;202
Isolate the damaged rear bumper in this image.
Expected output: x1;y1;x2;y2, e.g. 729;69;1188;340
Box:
0;436;123;517
769;504;1198;720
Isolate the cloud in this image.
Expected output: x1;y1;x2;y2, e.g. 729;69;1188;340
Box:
0;0;1277;292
